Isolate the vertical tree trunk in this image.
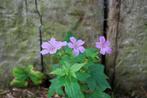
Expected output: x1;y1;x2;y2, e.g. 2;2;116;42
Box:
107;0;147;97
106;0;121;88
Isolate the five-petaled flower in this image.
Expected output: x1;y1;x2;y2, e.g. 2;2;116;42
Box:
41;35;112;56
40;38;67;55
96;36;112;55
68;37;85;56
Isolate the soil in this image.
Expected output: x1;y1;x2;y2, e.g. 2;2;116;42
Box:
0;87;48;98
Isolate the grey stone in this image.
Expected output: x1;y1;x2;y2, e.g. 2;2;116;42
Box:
107;0;147;97
0;0;41;88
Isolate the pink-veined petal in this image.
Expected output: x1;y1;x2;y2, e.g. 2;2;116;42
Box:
40;49;49;55
105;47;112;54
96;42;102;49
79;46;85;53
61;41;67;46
49;37;58;46
100;49;106;55
99;36;105;43
70;37;76;43
68;43;74;48
56;41;67;49
41;42;50;49
77;40;85;46
105;41;111;46
48;46;57;54
73;49;79;56
50;37;56;42
55;42;62;49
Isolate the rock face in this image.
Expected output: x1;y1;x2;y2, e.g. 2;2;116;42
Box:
2;0;147;97
107;0;147;97
40;0;104;70
0;0;103;88
0;0;41;88
41;0;103;46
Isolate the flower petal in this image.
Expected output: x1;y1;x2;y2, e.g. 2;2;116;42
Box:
79;46;85;53
77;40;85;46
61;41;67;46
56;41;67;50
96;42;102;49
105;41;110;46
70;37;76;43
100;49;106;55
55;42;62;49
48;46;57;54
73;49;79;56
99;36;105;43
49;37;58;46
50;37;56;42
41;42;50;49
40;49;49;55
105;47;112;54
68;43;74;48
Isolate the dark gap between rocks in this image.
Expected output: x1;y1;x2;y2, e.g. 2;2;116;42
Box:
34;0;44;72
102;0;108;66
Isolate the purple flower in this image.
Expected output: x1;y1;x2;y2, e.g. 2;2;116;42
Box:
68;37;85;56
96;36;112;55
40;38;67;55
57;41;67;49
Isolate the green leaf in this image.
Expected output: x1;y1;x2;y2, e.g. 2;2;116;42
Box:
88;64;111;91
64;78;84;98
52;62;85;78
85;48;98;58
72;54;85;63
71;63;85;73
59;54;72;65
10;79;28;87
87;77;97;91
85;48;100;63
11;65;44;87
70;71;77;78
86;90;111;98
76;71;90;82
64;47;72;55
48;77;64;98
29;71;44;85
51;68;65;76
28;65;44;85
25;65;34;73
12;67;28;80
11;66;28;87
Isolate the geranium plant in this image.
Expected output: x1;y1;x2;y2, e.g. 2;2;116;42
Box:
41;35;112;98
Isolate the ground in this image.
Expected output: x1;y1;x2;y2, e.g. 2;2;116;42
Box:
0;88;131;98
0;87;48;98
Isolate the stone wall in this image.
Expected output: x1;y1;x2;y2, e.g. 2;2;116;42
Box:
0;0;103;88
1;0;147;97
0;0;41;88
